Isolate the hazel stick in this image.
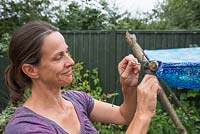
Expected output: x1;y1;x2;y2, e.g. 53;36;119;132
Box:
125;32;187;134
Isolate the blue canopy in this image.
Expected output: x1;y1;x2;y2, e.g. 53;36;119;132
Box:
144;47;200;90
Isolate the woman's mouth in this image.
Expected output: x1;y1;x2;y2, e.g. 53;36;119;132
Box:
63;70;72;76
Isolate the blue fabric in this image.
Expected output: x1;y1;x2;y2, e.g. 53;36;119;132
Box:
144;47;200;90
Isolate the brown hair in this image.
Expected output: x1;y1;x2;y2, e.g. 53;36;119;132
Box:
5;21;59;105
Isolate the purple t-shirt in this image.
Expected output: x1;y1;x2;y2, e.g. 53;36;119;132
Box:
5;90;99;134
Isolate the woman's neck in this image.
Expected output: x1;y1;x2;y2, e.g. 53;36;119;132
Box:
24;82;66;112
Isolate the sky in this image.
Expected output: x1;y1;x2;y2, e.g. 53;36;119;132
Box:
107;0;164;17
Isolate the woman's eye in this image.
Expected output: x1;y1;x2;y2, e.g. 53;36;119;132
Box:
54;54;63;60
54;51;70;61
55;56;61;60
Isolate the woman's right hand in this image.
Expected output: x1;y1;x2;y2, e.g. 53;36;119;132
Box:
136;74;161;118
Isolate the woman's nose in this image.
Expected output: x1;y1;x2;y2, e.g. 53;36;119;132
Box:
64;53;75;67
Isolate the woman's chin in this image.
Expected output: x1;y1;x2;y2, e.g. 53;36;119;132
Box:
60;78;73;86
59;75;73;84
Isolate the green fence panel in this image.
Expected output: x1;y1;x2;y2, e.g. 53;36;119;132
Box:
62;31;117;94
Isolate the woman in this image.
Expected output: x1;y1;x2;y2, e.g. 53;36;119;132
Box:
5;21;160;134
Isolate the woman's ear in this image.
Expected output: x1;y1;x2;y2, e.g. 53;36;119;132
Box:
22;64;39;79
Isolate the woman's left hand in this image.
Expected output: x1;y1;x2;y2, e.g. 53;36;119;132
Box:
118;54;141;89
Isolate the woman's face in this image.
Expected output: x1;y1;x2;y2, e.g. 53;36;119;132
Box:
37;32;74;88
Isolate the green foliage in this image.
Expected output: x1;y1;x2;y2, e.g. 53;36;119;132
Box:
145;0;200;29
161;0;200;29
148;90;200;134
64;62;118;102
0;33;10;58
94;122;125;134
55;0;131;30
0;0;56;35
0;0;199;31
55;2;108;30
0;0;141;31
0;104;16;134
116;17;148;30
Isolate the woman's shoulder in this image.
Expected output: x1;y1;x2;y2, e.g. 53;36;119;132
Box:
61;90;94;115
5;107;54;134
61;90;92;100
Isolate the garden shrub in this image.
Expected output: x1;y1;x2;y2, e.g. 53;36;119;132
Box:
148;90;200;134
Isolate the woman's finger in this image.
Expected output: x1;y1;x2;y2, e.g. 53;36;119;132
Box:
118;54;139;75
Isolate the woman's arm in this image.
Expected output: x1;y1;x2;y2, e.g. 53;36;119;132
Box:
89;55;160;134
90;55;140;124
90;87;136;125
90;74;160;133
126;74;160;134
126;112;152;134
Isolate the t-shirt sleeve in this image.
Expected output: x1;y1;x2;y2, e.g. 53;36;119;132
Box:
62;90;94;115
5;117;54;134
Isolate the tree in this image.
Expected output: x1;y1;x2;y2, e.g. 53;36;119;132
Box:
55;0;138;30
0;0;144;31
0;0;56;36
55;2;108;30
115;15;148;30
144;0;200;29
